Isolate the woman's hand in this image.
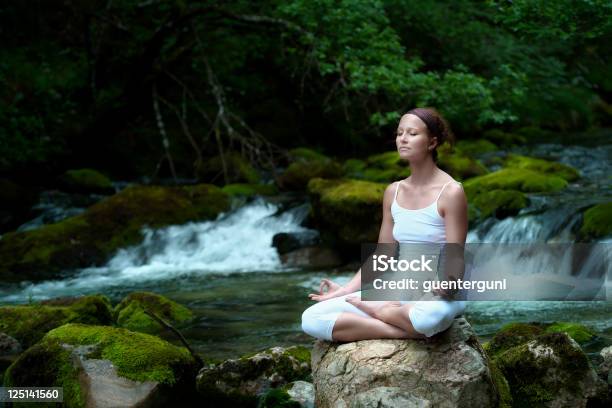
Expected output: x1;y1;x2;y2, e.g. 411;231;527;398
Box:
308;278;347;302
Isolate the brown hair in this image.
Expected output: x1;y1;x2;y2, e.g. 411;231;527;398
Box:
406;107;455;161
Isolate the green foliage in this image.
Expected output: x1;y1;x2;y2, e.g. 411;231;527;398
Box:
0;0;609;177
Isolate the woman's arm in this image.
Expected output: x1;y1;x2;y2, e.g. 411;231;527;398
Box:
340;182;398;294
436;183;468;297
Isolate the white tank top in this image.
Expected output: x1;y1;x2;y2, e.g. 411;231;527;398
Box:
391;180;460;243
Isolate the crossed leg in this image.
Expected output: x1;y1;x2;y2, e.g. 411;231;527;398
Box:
331;297;426;342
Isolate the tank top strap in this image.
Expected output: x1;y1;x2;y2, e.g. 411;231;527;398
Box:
434;180;455;202
393;181;402;202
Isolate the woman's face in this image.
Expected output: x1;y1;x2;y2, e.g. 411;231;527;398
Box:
396;114;437;161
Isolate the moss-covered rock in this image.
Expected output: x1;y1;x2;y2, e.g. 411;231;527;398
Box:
485;322;545;360
3;338;85;407
503;154;580;182
579;202;612;240
494;332;606;407
464;168;568;197
544;322;596;344
343;152;410;183
114;292;193;334
58;168;114;194
221;183;278;197
196;346;311;408
0;183;229;282
196;152;261;185
278;148;343;191
307;178;386;245
437;145;489;181
470;189;529;222
0;295;113;349
484;322;607;407
47;324;197;384
488;358;513;408
4;323;198;406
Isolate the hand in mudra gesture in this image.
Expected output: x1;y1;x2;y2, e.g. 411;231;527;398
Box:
308;278;347;302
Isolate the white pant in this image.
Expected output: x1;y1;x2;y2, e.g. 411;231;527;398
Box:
301;291;466;341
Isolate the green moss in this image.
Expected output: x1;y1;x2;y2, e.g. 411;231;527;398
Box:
307;178;386;244
283;346;311;365
342;158;367;174
257;388;301;408
488;359;513;408
464;169;568;197
4;338;85;408
485;322;544;359
496;332;590;407
60;168;113;193
114;292;193;334
278;156;343;191
503;154;580;182
0;295;114;348
45;323;195;385
436;144;489;181
343;152;410;183
0;184;229;282
579;202;612;239
221;183;277;197
471;189;529;221
544;322;595;344
366;151;403;168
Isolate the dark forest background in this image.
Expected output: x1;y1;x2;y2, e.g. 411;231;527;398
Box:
2;0;611;184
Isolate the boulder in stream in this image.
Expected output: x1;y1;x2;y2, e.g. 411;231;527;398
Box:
311;317;500;408
0;295;114;349
4;323;199;407
114;292;194;335
196;345;311;407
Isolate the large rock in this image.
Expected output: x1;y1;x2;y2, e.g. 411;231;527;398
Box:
485;322;608;407
0;183;229;282
343;152;410;183
464;168;568;197
196;345;311;407
307;178;386;246
437;144;489;181
502;155;580;182
311;317;499;408
278;148;343;191
597;346;612;385
4;323;199;407
0;295;113;349
114;292;193;335
579;202;612;240
58;168;115;194
279;247;344;269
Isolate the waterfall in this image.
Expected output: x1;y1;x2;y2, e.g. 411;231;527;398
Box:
0;199;311;302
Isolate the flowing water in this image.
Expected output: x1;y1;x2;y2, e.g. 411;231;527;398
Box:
1;138;611;361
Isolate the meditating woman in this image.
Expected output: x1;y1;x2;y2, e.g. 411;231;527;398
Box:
301;107;468;342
